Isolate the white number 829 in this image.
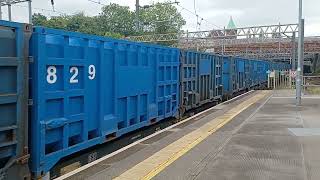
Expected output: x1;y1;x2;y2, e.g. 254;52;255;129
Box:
46;65;96;84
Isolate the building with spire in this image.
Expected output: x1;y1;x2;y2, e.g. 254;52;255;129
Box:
209;16;237;39
225;16;237;39
227;16;236;29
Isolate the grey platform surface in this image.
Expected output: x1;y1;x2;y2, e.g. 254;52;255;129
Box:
66;90;320;180
154;90;320;180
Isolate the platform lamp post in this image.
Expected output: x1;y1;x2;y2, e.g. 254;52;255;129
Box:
28;0;32;24
296;0;304;106
0;0;32;23
8;4;11;21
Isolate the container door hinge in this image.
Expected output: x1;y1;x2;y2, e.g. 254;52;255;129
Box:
28;99;33;106
28;56;34;63
16;154;30;164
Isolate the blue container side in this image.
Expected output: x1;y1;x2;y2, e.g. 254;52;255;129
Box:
236;58;245;89
180;50;222;112
238;59;245;73
0;22;289;177
199;58;211;75
0;20;30;177
30;26;180;175
222;56;231;94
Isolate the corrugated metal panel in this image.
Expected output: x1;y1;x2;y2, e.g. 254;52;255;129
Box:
224;58;270;94
215;55;223;99
29;27;180;176
253;60;259;85
180;51;222;113
231;57;238;92
236;58;246;90
256;61;267;84
244;59;251;88
222;56;238;95
0;20;30;179
222;56;233;95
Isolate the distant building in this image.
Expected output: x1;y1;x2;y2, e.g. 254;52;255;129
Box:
209;16;237;39
225;16;237;38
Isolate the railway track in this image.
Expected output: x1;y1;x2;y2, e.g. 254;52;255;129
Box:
51;91;255;179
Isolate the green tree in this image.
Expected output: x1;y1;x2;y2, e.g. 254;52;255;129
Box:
32;13;48;26
104;32;124;39
45;15;69;29
31;3;186;41
140;3;186;34
65;12;102;35
98;3;135;36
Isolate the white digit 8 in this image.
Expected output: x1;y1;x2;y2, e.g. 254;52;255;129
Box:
70;67;79;83
88;65;96;80
47;66;57;84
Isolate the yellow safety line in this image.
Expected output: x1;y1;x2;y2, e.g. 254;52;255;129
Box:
114;91;270;180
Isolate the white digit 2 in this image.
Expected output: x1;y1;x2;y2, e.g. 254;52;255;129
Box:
47;66;57;84
70;67;79;83
88;65;96;80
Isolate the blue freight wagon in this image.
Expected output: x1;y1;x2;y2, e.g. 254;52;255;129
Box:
262;61;269;83
252;60;260;86
222;56;238;97
250;60;269;87
0;19;293;179
179;51;222;114
257;60;265;84
223;56;249;98
29;26;180;176
244;59;251;88
0;21;31;179
236;57;246;91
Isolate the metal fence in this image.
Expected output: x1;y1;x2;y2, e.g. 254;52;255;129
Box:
303;76;320;95
268;70;292;89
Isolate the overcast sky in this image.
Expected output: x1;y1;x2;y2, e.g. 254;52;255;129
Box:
2;0;320;36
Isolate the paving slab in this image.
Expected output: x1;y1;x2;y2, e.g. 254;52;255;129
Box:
155;90;320;180
65;91;259;180
65;90;320;180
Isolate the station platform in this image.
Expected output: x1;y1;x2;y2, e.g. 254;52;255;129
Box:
60;90;320;180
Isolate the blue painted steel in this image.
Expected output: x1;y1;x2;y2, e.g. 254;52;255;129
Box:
257;61;262;83
238;59;245;73
180;51;222;113
223;57;272;95
29;27;180;176
253;60;259;85
236;57;246;90
0;20;292;177
199;58;211;75
244;59;251;88
261;61;268;82
222;56;230;94
249;60;269;85
0;20;30;179
215;55;223;97
222;56;234;95
223;56;249;95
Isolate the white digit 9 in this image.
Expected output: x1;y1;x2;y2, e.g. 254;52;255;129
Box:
70;67;79;83
88;65;96;80
47;66;57;84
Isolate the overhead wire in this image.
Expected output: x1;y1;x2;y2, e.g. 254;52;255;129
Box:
176;3;222;30
87;0;108;6
14;4;68;16
193;0;199;30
